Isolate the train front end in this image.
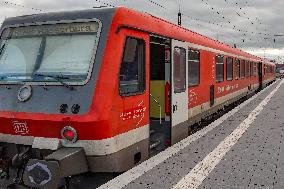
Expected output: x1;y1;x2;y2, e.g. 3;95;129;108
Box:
0;9;116;188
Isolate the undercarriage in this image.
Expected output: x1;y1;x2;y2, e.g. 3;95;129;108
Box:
0;143;89;189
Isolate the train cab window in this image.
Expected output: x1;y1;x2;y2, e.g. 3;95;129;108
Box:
253;63;257;76
119;37;145;95
216;55;224;82
235;59;240;79
174;47;186;93
245;61;250;78
241;60;245;78
250;61;254;77
188;49;200;86
226;57;233;81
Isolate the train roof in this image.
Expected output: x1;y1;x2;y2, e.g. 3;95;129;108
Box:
0;7;275;65
113;7;262;62
1;8;117;26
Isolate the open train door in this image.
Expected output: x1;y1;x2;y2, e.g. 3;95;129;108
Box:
171;40;189;144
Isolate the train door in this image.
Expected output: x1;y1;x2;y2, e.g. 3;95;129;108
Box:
258;62;263;90
149;36;171;156
171;40;189;144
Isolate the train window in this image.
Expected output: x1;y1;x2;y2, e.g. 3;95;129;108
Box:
174;47;186;93
263;65;265;75
216;55;224;82
0;22;101;84
235;59;240;80
241;60;245;78
245;61;250;78
253;63;257;76
250;62;254;77
119;37;145;96
188;49;200;86
226;57;233;81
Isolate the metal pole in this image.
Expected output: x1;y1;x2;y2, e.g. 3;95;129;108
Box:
178;4;182;26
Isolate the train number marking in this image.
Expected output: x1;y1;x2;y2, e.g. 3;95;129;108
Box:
120;106;147;121
12;121;29;135
120;100;147;127
218;84;239;94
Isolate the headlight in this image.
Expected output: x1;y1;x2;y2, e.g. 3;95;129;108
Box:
61;126;78;143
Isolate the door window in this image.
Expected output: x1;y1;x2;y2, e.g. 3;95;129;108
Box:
173;47;186;93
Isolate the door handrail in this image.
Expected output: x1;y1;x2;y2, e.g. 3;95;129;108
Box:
150;93;162;124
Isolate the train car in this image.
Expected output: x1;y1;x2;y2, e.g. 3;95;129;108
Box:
262;60;276;87
0;7;276;188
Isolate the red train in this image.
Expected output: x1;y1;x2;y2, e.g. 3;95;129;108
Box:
0;7;276;188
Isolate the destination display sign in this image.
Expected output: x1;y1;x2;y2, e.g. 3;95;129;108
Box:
1;22;99;39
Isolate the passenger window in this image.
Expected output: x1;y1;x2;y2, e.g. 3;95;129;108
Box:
245;61;250;78
235;59;240;79
119;37;145;96
263;65;265;75
216;55;224;82
188;49;200;86
250;61;254;77
241;60;245;78
174;47;186;93
253;63;257;76
226;57;233;81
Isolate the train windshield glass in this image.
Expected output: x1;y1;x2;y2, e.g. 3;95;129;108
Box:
0;22;100;84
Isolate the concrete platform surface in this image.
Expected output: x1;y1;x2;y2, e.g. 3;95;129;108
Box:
99;79;284;189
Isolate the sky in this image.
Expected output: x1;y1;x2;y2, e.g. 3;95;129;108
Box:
0;0;283;63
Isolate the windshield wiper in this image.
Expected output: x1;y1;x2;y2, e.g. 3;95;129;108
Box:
33;73;74;90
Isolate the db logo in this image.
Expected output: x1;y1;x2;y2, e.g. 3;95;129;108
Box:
13;121;29;135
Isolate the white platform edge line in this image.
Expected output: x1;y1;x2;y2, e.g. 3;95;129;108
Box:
172;79;284;189
97;80;279;189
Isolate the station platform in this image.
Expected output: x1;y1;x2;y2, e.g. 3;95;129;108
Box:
99;79;284;189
